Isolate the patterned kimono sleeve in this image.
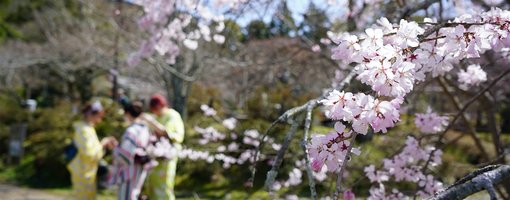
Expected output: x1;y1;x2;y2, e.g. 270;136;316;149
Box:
114;131;138;166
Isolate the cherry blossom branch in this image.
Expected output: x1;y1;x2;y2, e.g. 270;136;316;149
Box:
420;22;491;27
332;131;358;200
250;70;355;185
428;165;510;200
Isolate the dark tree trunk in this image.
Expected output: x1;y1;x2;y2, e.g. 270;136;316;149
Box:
164;52;202;120
170;72;189;119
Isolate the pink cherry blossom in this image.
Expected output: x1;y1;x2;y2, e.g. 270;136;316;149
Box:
366;137;443;199
200;104;217;116
458;64;487;89
312;44;321;52
395;19;424;48
414;107;449;134
307;122;352;172
222;118;237;130
343;190;355;200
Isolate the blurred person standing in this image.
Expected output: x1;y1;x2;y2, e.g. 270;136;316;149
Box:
111;101;152;200
67;101;117;200
142;94;184;200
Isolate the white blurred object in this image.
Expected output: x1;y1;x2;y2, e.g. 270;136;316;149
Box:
26;99;37;112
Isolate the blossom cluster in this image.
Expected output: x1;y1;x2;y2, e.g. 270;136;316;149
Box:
222;118;237;130
324;7;510;131
143;102;280;170
414;107;449;134
164;104;287;171
127;0;237;66
320;91;402;135
365;137;443;199
200;104;218;116
331;8;510;96
307;122;362;172
331;18;424;97
310;8;510;181
457;64;488;90
145;137;178;159
195;126;226;144
271;160;328;192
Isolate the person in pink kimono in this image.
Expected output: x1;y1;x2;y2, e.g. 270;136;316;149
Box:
111;101;152;200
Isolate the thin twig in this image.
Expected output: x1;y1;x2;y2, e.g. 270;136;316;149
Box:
421;68;510;172
397;0;440;20
436;77;490;159
301;103;318;200
264;118;302;191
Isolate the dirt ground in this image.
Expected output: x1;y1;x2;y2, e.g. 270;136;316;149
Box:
0;184;66;200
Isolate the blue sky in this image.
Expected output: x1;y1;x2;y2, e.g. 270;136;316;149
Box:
233;0;346;27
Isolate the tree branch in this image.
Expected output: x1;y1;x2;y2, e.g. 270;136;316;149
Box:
428;165;510;200
397;0;440;20
301;103;318;200
264;118;301;191
146;57;197;82
436;77;490;160
250;69;355;185
421;68;510;171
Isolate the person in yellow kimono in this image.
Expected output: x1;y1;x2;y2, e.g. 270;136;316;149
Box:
141;94;184;200
67;101;117;200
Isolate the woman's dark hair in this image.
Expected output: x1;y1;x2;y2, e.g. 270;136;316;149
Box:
123;101;144;118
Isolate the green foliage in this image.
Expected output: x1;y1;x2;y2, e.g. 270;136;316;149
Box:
300;3;329;41
245;82;314;120
0;102;74;187
247;20;271;40
222;19;244;44
0;0;81;42
0;97;125;188
268;3;294;37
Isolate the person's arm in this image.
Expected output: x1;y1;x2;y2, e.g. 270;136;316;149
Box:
167;110;184;143
140;113;167;137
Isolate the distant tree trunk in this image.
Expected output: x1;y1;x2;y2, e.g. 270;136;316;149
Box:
164;52;202;120
169;58;189;118
75;69;94;103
